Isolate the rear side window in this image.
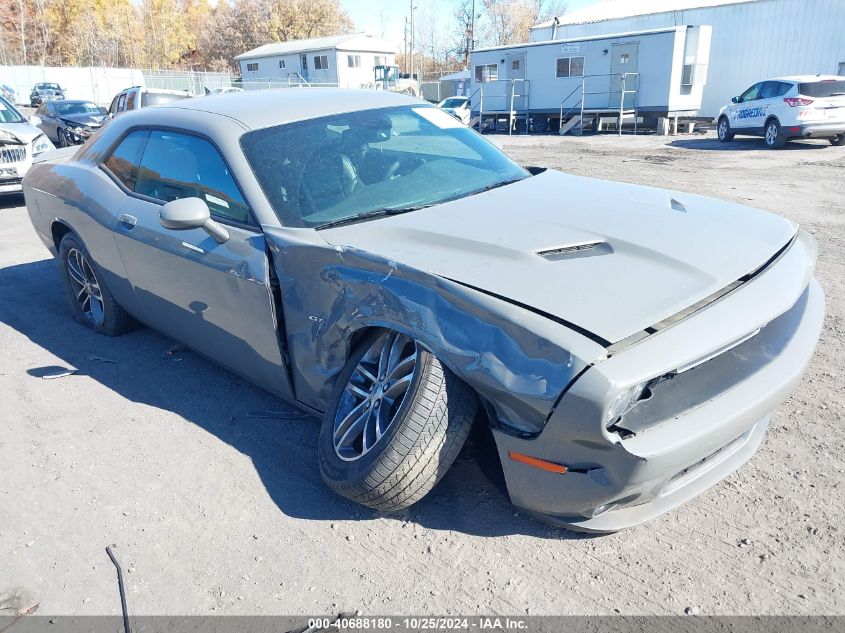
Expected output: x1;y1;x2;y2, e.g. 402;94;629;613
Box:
135;130;251;224
141;92;188;107
759;81;783;99
103;130;149;191
799;80;845;98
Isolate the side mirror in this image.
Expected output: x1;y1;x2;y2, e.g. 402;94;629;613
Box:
731;96;740;104
29;115;42;126
159;197;229;243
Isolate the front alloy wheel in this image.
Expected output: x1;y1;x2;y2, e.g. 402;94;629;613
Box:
319;330;478;512
717;117;734;142
333;332;418;461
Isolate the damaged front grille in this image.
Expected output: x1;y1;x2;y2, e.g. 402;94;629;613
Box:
610;283;810;438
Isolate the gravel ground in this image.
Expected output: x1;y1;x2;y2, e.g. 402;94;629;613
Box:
0;131;843;618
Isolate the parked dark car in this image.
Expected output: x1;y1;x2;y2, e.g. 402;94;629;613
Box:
30;82;65;107
33;99;108;146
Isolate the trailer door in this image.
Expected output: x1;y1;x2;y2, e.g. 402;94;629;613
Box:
506;52;527;110
610;43;639;109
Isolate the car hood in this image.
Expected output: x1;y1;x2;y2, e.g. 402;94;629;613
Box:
0;121;43;144
61;113;106;126
320;170;796;345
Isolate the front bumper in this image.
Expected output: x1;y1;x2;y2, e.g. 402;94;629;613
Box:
0;146;33;193
493;232;824;532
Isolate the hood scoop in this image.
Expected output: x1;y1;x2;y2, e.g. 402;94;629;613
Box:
536;241;613;261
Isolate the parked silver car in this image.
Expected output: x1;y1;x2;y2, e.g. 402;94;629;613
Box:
22;90;823;531
0;94;54;194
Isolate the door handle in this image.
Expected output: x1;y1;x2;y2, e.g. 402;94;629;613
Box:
118;214;137;228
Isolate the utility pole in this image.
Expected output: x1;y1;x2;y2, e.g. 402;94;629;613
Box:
404;16;408;72
409;1;415;80
470;0;476;52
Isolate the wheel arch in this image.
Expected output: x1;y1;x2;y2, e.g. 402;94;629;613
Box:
764;114;781;129
50;220;75;252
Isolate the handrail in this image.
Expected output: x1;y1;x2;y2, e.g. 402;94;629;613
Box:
288;73;310;87
468;85;483;131
557;72;640;136
508;78;529;136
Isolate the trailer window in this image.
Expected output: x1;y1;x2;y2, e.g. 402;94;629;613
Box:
348;55;361;68
556;56;584;78
246;62;258;72
314;55;329;70
474;64;498;83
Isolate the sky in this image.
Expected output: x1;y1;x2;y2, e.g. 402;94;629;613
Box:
339;0;602;50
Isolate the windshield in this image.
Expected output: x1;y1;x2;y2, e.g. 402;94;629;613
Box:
441;98;467;108
35;83;60;91
799;80;845;98
142;92;188;107
0;96;25;123
241;105;527;228
56;101;102;116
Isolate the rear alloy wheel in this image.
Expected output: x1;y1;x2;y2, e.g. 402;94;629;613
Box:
319;330;477;512
717;116;734;142
831;134;845;147
59;234;135;336
764;119;786;148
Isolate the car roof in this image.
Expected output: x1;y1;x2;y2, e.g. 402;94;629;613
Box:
767;75;844;83
159;88;423;131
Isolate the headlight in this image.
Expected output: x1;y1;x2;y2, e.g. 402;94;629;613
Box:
605;382;649;428
32;134;54;155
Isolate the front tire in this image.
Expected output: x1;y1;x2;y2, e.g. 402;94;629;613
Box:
717;116;734;142
764;118;786;148
57;128;69;148
319;330;477;513
831;134;845;146
59;234;134;336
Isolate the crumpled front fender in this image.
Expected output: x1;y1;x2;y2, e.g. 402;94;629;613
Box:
264;227;606;434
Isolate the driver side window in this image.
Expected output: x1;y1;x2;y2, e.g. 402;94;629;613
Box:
135;130;252;225
739;83;763;102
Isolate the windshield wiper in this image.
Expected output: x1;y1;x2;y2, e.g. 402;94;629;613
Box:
314;204;431;230
467;177;525;197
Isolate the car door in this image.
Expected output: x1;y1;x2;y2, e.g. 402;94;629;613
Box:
730;82;766;132
106;128;294;397
43;102;61;141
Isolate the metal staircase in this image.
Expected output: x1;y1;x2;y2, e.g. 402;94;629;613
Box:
559;72;640;136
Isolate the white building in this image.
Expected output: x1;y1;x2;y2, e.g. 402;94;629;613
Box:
530;0;845;117
235;33;396;88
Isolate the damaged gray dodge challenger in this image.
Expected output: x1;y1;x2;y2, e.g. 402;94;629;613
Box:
23;90;824;532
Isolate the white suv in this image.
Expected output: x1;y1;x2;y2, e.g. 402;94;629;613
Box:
107;87;190;118
717;75;845;148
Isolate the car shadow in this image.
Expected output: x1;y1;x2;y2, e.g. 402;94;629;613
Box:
669;137;831;151
0;257;588;540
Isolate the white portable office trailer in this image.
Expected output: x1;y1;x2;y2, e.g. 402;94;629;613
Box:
530;0;845;118
469;25;711;133
235;33;395;89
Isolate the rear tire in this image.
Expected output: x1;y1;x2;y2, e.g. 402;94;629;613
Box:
58;234;135;336
319;330;477;513
764;118;786;148
717;116;734;142
831;134;845;147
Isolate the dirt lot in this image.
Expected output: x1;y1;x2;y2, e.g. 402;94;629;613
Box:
1;131;843;618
